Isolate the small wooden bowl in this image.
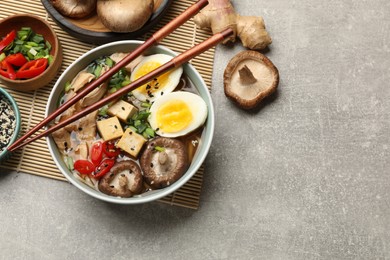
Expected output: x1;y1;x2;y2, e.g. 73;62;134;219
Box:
0;14;62;92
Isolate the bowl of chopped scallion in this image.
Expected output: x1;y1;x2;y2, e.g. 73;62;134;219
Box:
0;14;62;91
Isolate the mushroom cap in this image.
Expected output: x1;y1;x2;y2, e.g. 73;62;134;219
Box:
97;0;154;33
140;137;188;189
98;160;143;198
50;0;96;18
223;50;279;110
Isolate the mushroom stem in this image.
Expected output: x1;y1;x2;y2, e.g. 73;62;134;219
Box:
158;151;169;165
239;65;257;85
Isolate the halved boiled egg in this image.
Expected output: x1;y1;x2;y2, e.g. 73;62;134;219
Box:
148;91;208;137
130;54;183;102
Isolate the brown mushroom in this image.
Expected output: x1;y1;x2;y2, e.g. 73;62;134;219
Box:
97;0;154;33
70;71;96;93
52;128;71;154
98;160;143;198
224;50;279;110
50;0;96;19
140;137;188;189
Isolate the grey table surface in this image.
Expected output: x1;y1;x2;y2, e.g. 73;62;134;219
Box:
1;1;389;259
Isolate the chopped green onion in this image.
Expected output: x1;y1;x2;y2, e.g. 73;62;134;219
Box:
98;105;109;116
0;53;5;62
31;34;44;44
141;102;152;108
121;80;131;87
154;146;165;152
105;57;114;67
28;47;37;56
137;124;147;133
14;39;24;45
64;81;72;92
66;157;74;171
108;88;117;94
135;111;150;120
145;127;155;138
45;40;52;51
94;65;102;77
86;64;96;74
129;126;137;132
47;55;54;65
27;41;39;47
134;120;141;127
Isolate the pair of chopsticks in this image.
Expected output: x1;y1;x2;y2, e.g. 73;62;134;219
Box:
8;0;233;152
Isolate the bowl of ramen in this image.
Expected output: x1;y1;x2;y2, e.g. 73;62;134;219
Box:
46;40;214;204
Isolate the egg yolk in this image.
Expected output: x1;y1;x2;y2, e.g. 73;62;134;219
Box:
156;100;193;133
133;61;170;97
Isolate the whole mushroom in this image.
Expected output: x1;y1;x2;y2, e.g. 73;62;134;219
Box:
97;0;154;33
140;137;188;189
224;50;279;110
50;0;96;18
98;160;143;198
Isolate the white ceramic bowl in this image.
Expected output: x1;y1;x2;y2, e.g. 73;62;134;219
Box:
46;40;214;204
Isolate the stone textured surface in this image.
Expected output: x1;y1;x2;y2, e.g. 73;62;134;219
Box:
0;0;390;259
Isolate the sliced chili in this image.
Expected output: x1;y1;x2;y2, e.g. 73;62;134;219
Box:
0;60;16;80
90;141;103;166
102;141;120;158
74;160;95;175
93;158;115;179
5;53;27;67
0;30;16;53
15;58;48;79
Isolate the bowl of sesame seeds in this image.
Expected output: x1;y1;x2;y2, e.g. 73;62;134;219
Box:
0;87;21;162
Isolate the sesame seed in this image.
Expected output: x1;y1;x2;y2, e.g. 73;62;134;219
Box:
0;96;16;153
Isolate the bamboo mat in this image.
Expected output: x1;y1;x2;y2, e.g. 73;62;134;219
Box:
0;0;215;209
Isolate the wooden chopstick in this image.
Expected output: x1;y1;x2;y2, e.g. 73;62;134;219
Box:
8;28;233;152
7;0;209;152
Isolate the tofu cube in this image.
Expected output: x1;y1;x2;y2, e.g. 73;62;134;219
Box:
107;100;137;123
97;116;124;141
116;128;146;158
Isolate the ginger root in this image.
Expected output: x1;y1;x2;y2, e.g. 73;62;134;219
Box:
193;0;272;50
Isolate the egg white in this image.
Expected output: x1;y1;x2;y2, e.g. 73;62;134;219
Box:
148;91;208;137
130;54;183;102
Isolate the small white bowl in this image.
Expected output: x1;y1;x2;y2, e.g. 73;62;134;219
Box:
46;40;214;204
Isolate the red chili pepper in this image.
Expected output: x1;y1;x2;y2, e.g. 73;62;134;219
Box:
90;141;103;166
15;58;48;79
0;60;16;80
74;160;95;175
0;30;16;53
102;141;120;158
5;53;28;67
93;158;115;179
